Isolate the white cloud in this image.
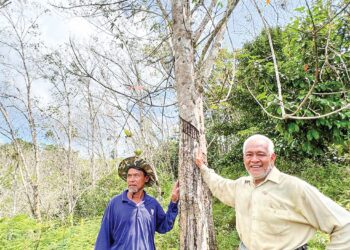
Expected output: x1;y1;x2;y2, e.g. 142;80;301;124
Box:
67;17;94;40
35;6;95;105
40;12;94;46
32;78;52;106
39;14;68;46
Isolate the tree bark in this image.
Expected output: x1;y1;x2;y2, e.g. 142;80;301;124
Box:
172;1;217;249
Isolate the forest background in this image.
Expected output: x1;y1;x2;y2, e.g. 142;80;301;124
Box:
0;0;349;249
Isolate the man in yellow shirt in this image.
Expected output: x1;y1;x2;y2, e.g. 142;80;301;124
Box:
195;134;350;250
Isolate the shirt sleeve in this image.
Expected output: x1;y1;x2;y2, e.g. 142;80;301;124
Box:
297;182;350;249
200;165;237;207
95;200;115;250
155;201;178;234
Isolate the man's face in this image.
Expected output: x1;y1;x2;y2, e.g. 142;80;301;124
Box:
243;139;276;183
127;168;149;193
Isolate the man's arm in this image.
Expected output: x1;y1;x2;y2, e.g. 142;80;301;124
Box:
297;182;350;249
195;151;237;207
155;181;179;234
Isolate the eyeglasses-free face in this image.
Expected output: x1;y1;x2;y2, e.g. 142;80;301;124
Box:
243;140;276;185
127;168;149;193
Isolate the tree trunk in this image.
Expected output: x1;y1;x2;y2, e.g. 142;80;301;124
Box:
87;82;97;187
26;79;42;221
12;162;18;216
172;1;217;249
67;90;74;215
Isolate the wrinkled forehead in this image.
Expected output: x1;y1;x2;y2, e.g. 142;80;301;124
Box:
245;140;269;152
127;166;147;175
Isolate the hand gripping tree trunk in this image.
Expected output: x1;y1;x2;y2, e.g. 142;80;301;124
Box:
172;2;216;249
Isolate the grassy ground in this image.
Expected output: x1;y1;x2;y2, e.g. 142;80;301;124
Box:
1;162;348;249
0;210;329;250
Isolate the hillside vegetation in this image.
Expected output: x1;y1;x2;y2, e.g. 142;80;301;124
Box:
1;159;349;249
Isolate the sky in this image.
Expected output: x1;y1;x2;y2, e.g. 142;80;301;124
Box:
226;0;305;49
0;1;96;145
0;1;96;105
0;136;6;144
1;0;304;105
37;3;96;104
0;0;306;151
39;10;94;46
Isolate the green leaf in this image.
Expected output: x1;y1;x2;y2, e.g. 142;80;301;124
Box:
307;129;319;141
134;149;142;156
302;141;311;152
307;130;313;141
311;130;319;140
124;129;133;137
288;123;299;133
210;104;219;110
294;6;305;12
256;91;267;100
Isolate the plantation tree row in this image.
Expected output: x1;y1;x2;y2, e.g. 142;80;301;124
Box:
0;1;176;221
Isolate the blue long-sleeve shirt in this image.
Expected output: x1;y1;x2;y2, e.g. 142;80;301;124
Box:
95;190;178;250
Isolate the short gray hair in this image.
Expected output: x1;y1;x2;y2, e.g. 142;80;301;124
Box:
243;134;275;155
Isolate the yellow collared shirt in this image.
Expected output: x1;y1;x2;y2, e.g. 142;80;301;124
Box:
200;166;350;250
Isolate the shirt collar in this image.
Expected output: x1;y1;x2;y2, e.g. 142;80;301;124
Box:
122;189;150;203
265;166;281;184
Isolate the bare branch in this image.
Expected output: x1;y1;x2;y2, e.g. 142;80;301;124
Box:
313;90;350;96
289;0;320;116
191;0;204;15
246;81;350;121
319;27;337;83
156;0;171;26
0;0;10;9
252;0;286;118
193;0;217;44
69;40;176;108
315;1;350;34
329;47;350;82
0;100;35;214
50;0;129;10
197;0;239;72
244;82;283;120
218;52;237;103
285;104;350;120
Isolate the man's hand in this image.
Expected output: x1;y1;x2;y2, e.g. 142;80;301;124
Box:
195;150;205;169
171;181;180;203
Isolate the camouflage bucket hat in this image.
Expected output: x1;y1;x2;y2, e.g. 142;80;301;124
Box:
118;156;158;187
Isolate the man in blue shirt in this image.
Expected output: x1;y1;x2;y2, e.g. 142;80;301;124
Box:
95;156;180;250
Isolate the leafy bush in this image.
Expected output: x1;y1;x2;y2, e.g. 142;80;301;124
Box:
74;170;123;219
